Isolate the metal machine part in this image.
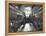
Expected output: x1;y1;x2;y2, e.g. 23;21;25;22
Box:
15;6;35;32
10;21;14;32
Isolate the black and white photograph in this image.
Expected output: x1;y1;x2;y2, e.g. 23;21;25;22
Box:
9;3;44;32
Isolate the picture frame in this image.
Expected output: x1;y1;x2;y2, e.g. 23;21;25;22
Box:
5;1;45;36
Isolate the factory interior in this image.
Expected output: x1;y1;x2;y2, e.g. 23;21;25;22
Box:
9;3;43;32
